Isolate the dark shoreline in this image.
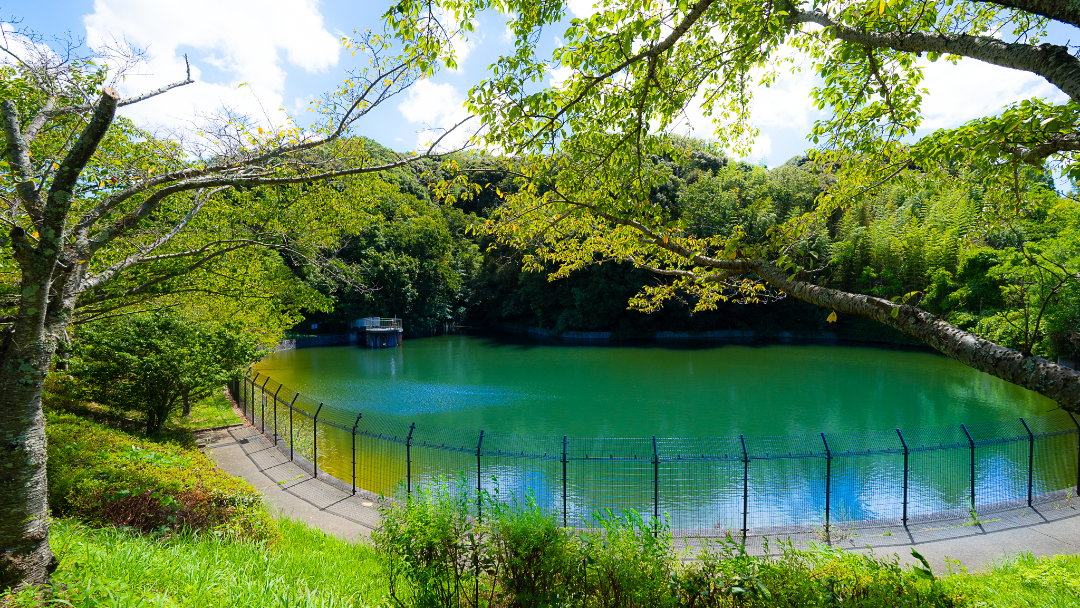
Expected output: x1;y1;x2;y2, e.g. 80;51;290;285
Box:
475;322;943;355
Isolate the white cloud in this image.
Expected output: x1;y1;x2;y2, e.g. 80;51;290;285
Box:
82;0;341;132
500;14;517;44
548;64;574;88
748;133;772;162
672;60;815;161
397;80;475;151
918;57;1066;130
567;0;600;18
748;65;815;130
450;35;476;72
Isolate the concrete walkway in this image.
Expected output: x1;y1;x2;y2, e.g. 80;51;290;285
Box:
202;424;379;541
203;424;1080;572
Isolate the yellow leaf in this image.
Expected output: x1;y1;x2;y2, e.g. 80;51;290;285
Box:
877;0;885;14
827;311;837;323
258;127;264;134
52;162;60;170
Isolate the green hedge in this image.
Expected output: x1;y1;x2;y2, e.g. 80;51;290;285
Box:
46;410;277;542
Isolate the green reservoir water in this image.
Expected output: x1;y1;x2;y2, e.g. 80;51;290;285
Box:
255;334;1054;438
250;334;1075;529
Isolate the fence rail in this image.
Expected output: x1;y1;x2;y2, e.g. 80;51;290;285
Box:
230;373;1080;539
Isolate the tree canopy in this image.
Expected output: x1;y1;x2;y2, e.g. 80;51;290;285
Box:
385;0;1080;408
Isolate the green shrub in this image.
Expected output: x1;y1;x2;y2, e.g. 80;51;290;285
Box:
375;480;478;608
486;496;580;608
46;410;277;542
69;310;262;434
579;510;676;608
688;541;958;607
374;479;968;608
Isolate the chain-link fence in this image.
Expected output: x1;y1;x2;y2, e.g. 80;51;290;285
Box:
230;372;1080;538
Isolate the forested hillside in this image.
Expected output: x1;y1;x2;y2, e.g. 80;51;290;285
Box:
292;138;1078;362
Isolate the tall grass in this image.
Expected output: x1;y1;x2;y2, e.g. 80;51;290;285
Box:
2;513;1078;607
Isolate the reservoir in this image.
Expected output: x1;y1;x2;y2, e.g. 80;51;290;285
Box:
249;334;1073;531
254;334;1054;438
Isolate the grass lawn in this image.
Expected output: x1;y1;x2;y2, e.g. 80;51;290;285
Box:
174;391;243;431
18;518;386;608
947;552;1080;607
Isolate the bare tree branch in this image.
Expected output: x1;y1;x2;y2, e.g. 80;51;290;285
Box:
789;7;1080;103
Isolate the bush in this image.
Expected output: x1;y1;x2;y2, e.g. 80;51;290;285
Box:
374;480;963;608
672;539;958;607
46;410;277;542
579;510;675;608
487;496;580;608
375;480;481;608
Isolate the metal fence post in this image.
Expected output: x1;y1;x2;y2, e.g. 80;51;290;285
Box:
259;377;270;432
1070;412;1080;497
961;424;975;510
1020;417;1034;507
652;436;659;537
740;434;749;546
821;433;832;539
313;403;324;478
562;435;568;528
476;430;485;520
271;385;283;444
247;373;259;419
406;423;416;495
896;428;909;527
289;394;298;460
352;413;363;495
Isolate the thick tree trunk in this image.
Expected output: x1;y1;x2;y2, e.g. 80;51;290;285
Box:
182;388;192;418
0;325;57;590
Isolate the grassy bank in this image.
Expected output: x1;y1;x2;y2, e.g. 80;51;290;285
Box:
7;518;385;607
2;517;1076;607
4;400;1078;607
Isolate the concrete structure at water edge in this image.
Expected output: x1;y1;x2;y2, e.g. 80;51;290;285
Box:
349;317;403;347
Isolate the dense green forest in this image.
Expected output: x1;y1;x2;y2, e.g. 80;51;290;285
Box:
292;138;1079;363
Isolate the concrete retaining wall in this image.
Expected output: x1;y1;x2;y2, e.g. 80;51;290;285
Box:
276;334;353;351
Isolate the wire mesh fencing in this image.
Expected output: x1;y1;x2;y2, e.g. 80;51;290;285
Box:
231;372;1080;537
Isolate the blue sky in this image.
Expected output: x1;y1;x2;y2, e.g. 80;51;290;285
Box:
8;0;1068;167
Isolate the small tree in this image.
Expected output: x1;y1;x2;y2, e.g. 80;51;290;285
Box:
69;311;262;434
0;13;464;588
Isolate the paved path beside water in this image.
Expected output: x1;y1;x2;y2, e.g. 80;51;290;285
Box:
203;424;1080;572
201;424;379;541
